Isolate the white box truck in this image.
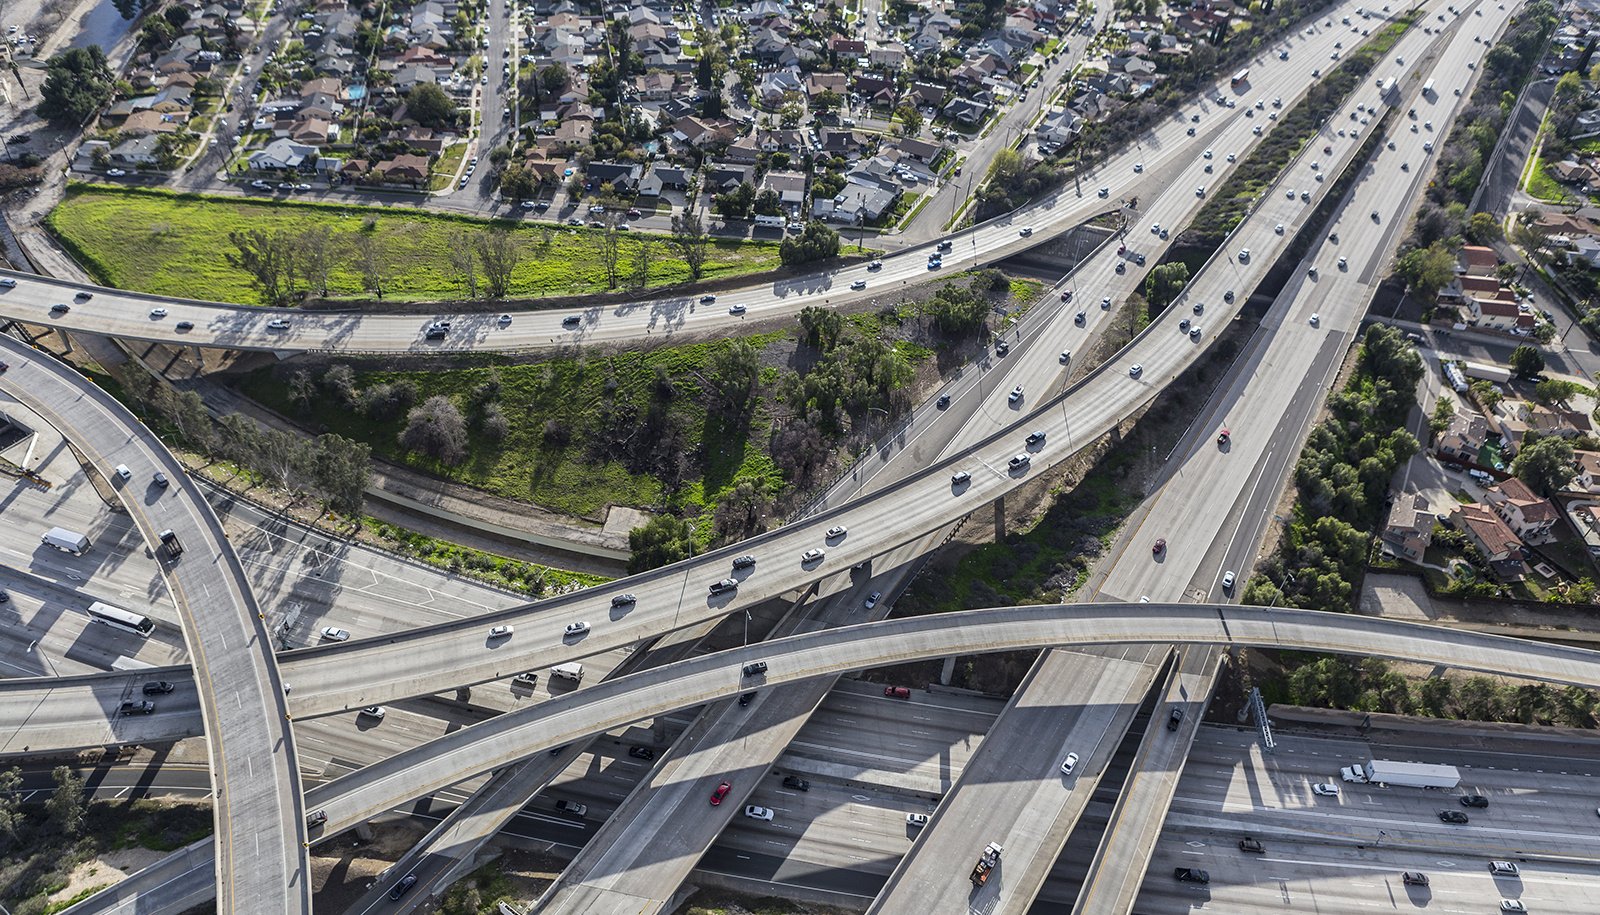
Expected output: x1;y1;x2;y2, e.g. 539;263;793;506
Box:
42;527;91;555
1461;361;1512;384
1343;759;1460;789
551;662;584;683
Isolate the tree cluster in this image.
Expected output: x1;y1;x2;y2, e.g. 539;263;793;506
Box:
229;224;521;304
1246;327;1423;612
1279;654;1600;726
114;363;372;514
38;46;115;127
778;221;841;267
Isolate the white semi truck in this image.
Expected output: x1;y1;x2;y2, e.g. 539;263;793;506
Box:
1340;759;1460;789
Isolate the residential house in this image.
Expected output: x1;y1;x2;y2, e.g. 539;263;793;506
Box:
1435;409;1489;463
1574;451;1600;494
554;119;594;148
814;181;898;224
1459;244;1498;277
806;71;847;100
829;36;866;58
249;138;319;171
757;66;806;108
895;137;942;163
1549;159;1600;194
705;163;754;192
1382;493;1436;562
1036;108;1083;148
393;63;439;92
637;164;690;197
1483;477;1560;543
1453;502;1527;580
373;153;431;183
943;96;991;125
869;44;906;69
633;72;677;101
724;134;760;164
761;169;808;209
120;110;183;136
817;128;864;157
906;82;946;111
585;160;643;192
110;135;163;166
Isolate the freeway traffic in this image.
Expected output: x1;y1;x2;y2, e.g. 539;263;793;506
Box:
52;602;1600;913
0;333;309;915
0;0;1401;356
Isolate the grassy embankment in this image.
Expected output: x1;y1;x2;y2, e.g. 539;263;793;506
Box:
46;184;783;305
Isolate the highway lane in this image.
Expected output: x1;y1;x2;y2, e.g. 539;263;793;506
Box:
862;4;1485;910
1129;725;1600;913
868;646;1169;915
523;4;1430;903
0;336;308;915
1063;5;1517;905
0;0;1413;738
0;0;1399;357
60;603;1600;915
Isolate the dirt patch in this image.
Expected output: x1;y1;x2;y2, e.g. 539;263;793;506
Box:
310;819;430;909
48;847;167;908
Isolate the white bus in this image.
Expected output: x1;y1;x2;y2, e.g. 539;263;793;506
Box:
87;602;154;637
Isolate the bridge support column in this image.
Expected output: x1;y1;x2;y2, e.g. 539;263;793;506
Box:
993;495;1006;541
939;656;957;685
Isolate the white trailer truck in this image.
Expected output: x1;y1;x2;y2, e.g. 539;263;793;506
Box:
1341;759;1460;789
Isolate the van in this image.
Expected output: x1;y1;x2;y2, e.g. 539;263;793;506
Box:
551;662;584;683
42;527;91;555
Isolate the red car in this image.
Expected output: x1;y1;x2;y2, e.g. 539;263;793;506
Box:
710;781;731;806
884;686;911;699
1217;428;1230;445
1152;538;1166;556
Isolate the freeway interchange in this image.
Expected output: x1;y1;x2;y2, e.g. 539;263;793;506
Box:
0;0;1578;912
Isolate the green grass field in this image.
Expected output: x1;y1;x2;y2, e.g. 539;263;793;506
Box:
236;337;787;519
47;185;784;305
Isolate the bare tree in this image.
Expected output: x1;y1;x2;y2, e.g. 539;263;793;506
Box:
446;229;479;299
225;228;297;304
399;395;469;465
630;236;652;290
599;222;621;290
349;230;392;299
296;225;335;297
475;228;521;299
670;212;710;280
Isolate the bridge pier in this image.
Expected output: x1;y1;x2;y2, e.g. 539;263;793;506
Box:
993;495;1006;541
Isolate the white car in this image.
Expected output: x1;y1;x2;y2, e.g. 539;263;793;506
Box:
826;525;848;539
1019;226;1033;236
850;280;867;290
1312;783;1340;796
359;705;385;719
1500;902;1526;913
1009;385;1024;403
1129;364;1143;378
906;812;929;827
106;168;127;177
1061;752;1079;775
1202;149;1213;159
564;621;590;637
1310;313;1320;326
489;624;514;639
1226;153;1236;162
864;591;881;609
867;260;883;270
728;304;747;315
1133;163;1143;172
745;805;774;821
267;318;291;330
149;308;168;319
801;548;825;563
320;627;350;642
